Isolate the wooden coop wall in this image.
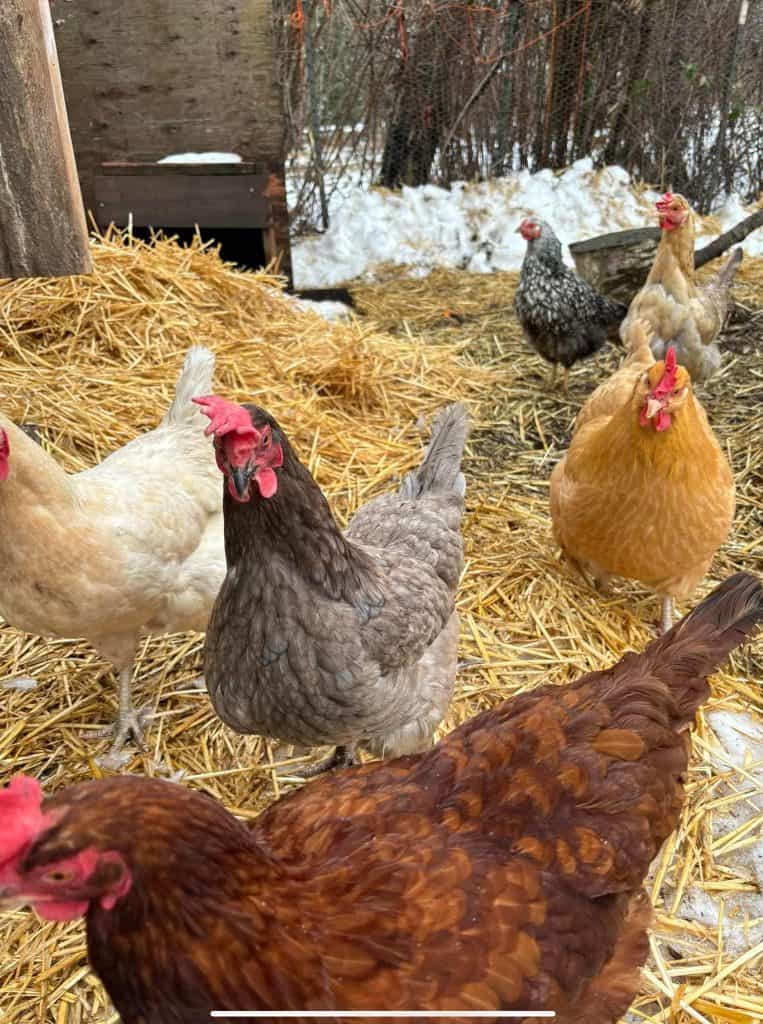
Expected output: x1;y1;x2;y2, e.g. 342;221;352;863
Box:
49;0;291;279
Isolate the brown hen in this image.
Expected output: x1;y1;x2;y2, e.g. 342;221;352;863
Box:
1;572;761;1024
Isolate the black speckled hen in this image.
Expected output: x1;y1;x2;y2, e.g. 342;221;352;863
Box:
514;218;626;392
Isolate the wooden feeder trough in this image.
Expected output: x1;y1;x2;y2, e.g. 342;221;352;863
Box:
569;227;660;305
94;162;278;271
50;0;292;281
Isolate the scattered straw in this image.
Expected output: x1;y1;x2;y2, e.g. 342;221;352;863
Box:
0;235;761;1023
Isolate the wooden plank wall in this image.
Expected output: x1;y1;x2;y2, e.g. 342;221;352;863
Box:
49;0;291;279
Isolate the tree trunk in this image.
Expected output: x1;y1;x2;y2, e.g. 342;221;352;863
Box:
379;8;459;189
493;0;523;176
602;6;653;167
0;0;91;277
302;0;329;230
548;0;586;170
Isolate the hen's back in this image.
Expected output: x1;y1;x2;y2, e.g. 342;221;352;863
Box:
253;574;762;1021
515;251;625;369
345;403;467;581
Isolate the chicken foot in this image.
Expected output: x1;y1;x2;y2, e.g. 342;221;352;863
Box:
547;363;570;394
91;666;153;770
293;744;358;779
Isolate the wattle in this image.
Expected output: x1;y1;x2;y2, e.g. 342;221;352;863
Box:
654;410;672;432
35;899;89;921
256;467;278;498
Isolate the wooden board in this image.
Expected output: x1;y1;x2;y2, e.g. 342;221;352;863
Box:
568;227;661;254
94;166;271;229
569;227;662;304
50;0;291;281
0;0;91;278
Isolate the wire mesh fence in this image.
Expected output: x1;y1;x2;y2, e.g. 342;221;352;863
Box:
274;0;762;233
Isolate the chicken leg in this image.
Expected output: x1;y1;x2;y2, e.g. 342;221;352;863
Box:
660;597;674;635
91;666;153;770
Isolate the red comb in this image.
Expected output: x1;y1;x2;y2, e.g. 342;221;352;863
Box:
656;192;674;209
0;776;46;865
652;346;678;399
192;396;258;440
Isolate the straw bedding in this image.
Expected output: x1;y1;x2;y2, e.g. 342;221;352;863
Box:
0;233;761;1024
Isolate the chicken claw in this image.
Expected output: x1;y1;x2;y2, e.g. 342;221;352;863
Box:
92;706;153;770
291;745;358;779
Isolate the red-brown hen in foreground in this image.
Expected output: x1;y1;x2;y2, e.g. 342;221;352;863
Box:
1;573;761;1024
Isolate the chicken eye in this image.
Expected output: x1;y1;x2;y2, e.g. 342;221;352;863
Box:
43;869;74;884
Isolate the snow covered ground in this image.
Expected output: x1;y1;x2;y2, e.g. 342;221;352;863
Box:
670;710;763;956
290;159;763;288
156;151;761;294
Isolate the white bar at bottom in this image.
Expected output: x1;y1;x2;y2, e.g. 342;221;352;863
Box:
211;1013;556;1019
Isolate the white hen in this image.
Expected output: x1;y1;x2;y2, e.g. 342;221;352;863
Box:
0;347;225;767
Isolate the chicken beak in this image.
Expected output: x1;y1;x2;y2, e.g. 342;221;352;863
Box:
230;465;253;500
645;397;663;420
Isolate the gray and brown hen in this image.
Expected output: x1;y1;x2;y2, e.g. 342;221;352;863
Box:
196;397;469;774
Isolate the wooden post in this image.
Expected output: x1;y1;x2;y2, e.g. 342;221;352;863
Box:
0;0;91;278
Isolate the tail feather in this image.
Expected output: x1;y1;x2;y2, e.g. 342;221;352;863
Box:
645;573;762;721
398;403;469;500
711;246;743;290
161;346;216;428
603;296;628;325
621;318;654;362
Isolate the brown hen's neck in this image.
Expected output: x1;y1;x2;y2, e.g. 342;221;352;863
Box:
647;216;696;285
63;781;287;1020
222;439;378;605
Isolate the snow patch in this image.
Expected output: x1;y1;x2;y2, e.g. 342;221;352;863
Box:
290;162;762;288
2;677;38;691
158;152;242;164
291;298;352;322
696;194;763;257
669;710;763;955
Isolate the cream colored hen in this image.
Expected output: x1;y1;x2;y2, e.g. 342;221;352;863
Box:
620;192;742;382
0;347;224;768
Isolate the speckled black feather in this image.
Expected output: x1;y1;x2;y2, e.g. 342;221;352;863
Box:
515;220;627;369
